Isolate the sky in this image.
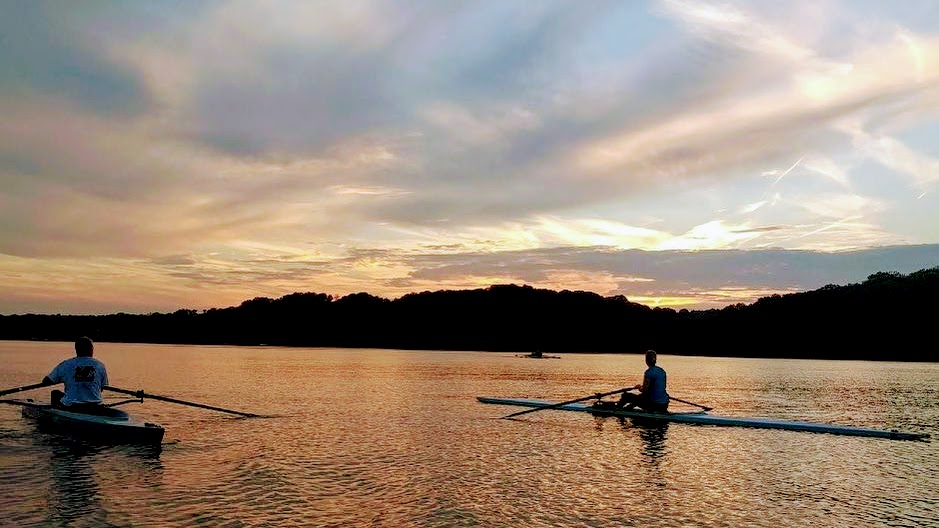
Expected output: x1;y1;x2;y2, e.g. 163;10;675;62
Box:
1;0;938;314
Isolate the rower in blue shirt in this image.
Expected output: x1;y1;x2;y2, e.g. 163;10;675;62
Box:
617;350;669;413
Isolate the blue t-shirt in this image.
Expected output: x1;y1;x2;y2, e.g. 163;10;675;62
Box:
47;356;108;405
643;365;668;405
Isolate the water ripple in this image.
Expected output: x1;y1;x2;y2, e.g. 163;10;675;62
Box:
0;345;935;527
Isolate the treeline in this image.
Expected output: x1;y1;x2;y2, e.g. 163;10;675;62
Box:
1;268;937;361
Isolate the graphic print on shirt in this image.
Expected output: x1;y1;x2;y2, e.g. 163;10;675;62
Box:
74;366;97;382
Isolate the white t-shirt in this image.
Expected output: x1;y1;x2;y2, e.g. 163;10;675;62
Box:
47;356;109;405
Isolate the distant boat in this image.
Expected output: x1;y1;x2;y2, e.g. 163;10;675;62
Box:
515;351;561;359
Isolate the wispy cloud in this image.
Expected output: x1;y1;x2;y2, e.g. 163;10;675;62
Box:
1;1;937;313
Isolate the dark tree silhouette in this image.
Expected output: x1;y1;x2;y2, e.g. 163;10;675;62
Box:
1;267;936;361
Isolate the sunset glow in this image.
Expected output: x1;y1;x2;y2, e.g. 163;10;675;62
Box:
1;1;937;314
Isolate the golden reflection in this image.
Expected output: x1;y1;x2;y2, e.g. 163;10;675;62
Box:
594;415;670;490
38;440;164;526
46;442;102;525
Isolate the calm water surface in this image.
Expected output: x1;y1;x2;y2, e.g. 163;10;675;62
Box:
0;341;936;527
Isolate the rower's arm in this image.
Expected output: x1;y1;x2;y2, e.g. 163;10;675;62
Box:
41;376;55;385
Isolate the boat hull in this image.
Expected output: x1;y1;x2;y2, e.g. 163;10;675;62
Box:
19;402;165;445
478;397;930;441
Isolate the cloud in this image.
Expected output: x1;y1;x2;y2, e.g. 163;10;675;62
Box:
384;244;939;308
0;2;149;116
9;1;938;231
3;232;938;314
0;96;415;259
848;127;939;189
658;0;819;63
2;1;938;314
801;155;850;186
796;193;887;219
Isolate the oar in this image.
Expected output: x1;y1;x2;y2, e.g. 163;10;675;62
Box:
669;395;712;412
106;398;143;408
0;382;49;398
0;399;34;407
104;386;260;418
502;387;633;419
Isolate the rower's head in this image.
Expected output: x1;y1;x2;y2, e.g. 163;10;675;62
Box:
75;337;94;357
645;349;657;367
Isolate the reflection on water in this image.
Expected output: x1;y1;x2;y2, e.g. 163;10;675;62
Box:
32;437;165;527
635;421;668;461
596;416;670;491
593;415;670;461
0;342;936;527
48;441;102;527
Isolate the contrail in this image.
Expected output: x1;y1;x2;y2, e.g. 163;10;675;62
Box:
774;155;805;185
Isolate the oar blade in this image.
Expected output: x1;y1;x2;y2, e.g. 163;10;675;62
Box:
502;406;550;419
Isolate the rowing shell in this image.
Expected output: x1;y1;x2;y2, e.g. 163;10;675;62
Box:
478;397;930;441
14;400;165;445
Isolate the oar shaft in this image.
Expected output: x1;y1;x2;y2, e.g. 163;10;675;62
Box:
104;386;259;418
503;387;632;419
669;395;712;411
0;382;50;398
0;399;34;407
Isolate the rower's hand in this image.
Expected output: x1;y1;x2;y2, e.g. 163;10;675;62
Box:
632;384;641;391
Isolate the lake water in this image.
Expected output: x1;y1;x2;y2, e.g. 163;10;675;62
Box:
0;341;936;527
